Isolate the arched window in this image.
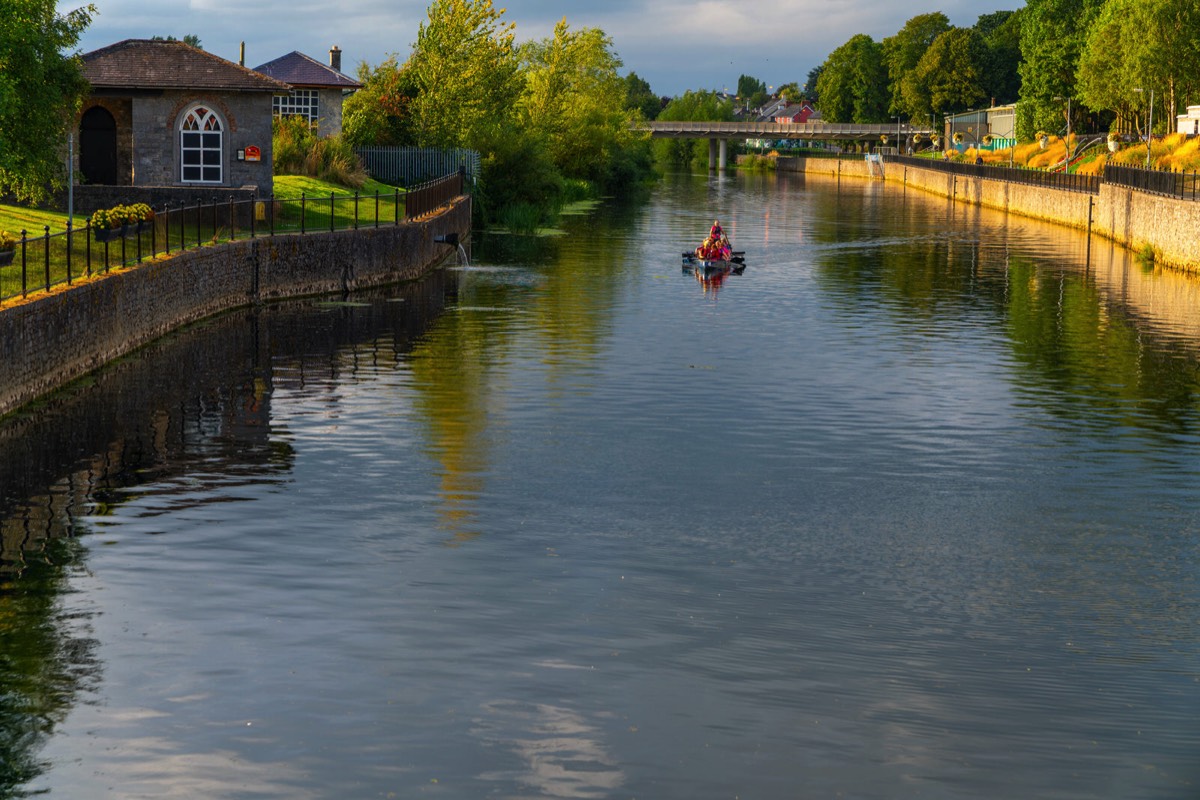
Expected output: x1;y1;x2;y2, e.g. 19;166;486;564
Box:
180;106;223;183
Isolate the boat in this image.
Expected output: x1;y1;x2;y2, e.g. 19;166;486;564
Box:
681;251;746;276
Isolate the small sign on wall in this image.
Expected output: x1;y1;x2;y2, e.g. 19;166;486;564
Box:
245;145;262;162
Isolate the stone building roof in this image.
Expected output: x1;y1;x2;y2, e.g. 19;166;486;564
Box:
253;51;362;90
83;39;290;92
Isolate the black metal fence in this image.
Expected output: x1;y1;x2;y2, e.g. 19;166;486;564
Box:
1103;164;1200;201
885;154;1102;194
1;171;465;304
355;147;480;187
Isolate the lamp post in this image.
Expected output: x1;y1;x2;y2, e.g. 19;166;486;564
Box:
1134;87;1154;168
1054;95;1072;169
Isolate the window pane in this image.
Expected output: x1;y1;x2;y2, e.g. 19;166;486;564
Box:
183;166;201;181
202;150;221;165
202;167;220;181
183;132;201;147
202;133;220;148
182;150;201;165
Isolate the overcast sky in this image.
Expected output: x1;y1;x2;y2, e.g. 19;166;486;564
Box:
61;0;1023;97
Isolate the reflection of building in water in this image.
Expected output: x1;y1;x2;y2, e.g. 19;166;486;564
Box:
0;271;454;573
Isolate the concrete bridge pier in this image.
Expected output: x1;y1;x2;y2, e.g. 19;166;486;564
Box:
707;138;728;171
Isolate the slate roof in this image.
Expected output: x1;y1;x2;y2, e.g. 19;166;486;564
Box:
253;51;362;90
83;39;289;92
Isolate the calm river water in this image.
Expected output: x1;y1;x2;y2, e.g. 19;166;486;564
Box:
2;170;1198;799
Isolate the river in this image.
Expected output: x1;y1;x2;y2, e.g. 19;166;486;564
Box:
1;169;1197;799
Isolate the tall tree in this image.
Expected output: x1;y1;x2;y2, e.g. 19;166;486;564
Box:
802;65;823;103
976;9;1022;105
815;34;888;123
737;74;766;100
519;19;649;188
408;0;523;149
1016;0;1104;140
882;13;950;119
624;71;662;120
911;28;989;126
341;55;420;147
0;1;94;204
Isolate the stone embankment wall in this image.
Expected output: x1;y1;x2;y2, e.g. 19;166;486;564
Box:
0;197;470;417
767;155;1200;273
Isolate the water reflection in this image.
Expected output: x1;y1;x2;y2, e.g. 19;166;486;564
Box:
0;273;454;792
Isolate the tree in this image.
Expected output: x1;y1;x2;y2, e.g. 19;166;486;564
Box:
802;65;823;104
882;13;950;118
408;0;523;149
624;71;662;120
1077;0;1200;136
976;10;1022;105
519;19;649;188
341;55;420;147
1016;0;1104;140
0;1;95;204
777;82;803;104
911;28;988;124
737;74;766;100
655;90;734;165
815;34;888;123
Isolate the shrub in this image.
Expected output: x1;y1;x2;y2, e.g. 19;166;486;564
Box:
0;230;16;251
273;116;368;188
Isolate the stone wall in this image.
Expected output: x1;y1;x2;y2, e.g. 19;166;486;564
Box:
0;196;470;417
764;155;1200;273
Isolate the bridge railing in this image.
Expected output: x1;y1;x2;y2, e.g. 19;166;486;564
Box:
645;121;931;139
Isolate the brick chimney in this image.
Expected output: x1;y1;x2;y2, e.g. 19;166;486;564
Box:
329;45;342;73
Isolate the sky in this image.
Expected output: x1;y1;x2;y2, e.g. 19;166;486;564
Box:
59;0;1023;97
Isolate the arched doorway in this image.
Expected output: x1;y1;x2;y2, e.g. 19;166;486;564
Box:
80;106;118;185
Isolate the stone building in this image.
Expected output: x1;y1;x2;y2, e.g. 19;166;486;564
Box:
253;46;362;137
78;39;288;196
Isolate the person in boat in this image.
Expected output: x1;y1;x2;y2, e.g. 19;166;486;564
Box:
696;221;732;261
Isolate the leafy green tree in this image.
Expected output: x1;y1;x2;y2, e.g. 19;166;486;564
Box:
341;55;420;147
911;28;988;124
802;65;823;104
777;82;803;105
974;10;1023;105
408;0;523;149
624;71;662;120
0;1;94;204
815;34;888;123
654;90;734;166
737;74;766;99
1016;0;1104;140
882;13;950;118
518;19;649;189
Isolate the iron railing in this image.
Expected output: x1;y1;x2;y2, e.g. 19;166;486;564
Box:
1103;164;1200;201
1;171;465;304
355;147;480;187
884;154;1102;194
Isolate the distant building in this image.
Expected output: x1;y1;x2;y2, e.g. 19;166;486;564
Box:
78;39;286;190
254;46;362;137
945;104;1016;149
773;102;817;124
1177;106;1200;136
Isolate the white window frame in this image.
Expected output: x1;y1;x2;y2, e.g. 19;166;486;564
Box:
180;105;223;184
272;89;320;124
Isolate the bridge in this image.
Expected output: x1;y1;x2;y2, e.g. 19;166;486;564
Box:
643;121;936;169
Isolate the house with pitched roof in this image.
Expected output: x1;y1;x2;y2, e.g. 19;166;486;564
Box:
78;39;288;192
253;46;362;137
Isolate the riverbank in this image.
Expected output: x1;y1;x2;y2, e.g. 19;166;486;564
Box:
0;196;470;418
761;155;1200;273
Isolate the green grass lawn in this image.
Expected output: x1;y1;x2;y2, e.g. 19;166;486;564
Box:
0;205;83;237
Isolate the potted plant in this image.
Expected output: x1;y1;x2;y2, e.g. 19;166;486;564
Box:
1107;131;1121;153
90;207;126;242
0;230;16;267
1037;131;1049;149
